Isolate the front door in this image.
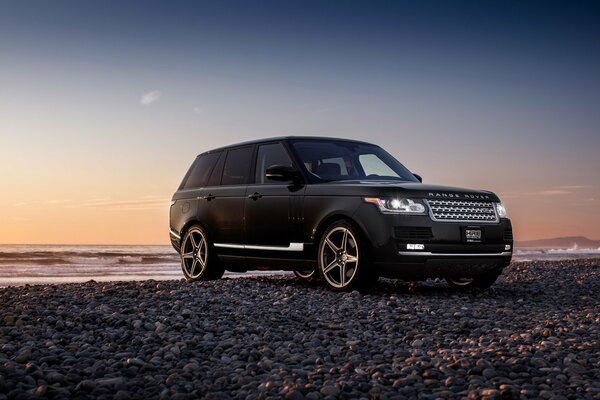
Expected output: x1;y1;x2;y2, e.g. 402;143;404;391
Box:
244;142;305;252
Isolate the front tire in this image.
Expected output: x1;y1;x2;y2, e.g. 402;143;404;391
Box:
180;225;224;281
317;220;376;292
446;270;501;290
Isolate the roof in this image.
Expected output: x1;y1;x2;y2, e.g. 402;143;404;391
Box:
200;135;375;155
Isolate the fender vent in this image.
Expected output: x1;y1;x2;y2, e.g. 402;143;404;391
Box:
394;227;434;241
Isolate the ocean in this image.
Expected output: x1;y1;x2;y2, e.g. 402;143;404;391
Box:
1;244;599;286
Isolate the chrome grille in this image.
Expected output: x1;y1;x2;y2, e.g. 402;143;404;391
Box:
425;199;498;223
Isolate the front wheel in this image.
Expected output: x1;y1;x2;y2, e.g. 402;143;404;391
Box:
317;221;376;292
446;270;501;290
180;225;224;281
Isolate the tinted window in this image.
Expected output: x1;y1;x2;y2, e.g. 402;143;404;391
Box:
221;146;254;185
207;151;226;187
255;143;294;184
180;152;221;189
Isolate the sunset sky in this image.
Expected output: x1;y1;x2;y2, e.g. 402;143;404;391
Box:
1;1;599;245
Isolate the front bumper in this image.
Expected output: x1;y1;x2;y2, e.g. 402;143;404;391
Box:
354;204;513;279
374;253;511;279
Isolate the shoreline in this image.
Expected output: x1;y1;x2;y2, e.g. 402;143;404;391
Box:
1;259;599;398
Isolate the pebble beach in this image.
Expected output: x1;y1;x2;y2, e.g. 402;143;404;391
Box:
1;259;599;399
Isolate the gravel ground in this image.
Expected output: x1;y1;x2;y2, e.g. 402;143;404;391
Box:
1;260;599;400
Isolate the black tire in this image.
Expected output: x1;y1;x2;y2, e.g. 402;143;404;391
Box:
293;269;317;281
317;220;376;292
446;270;501;290
180;225;224;281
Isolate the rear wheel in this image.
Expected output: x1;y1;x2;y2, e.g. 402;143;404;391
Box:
446;270;501;290
317;220;376;292
293;269;316;281
180;225;224;281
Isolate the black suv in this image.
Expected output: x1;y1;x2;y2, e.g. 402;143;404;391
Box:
170;137;512;291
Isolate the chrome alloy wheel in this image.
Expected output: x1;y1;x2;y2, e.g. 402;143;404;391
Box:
320;227;359;288
181;228;208;279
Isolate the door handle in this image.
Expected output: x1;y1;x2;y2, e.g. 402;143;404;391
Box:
201;194;216;201
247;192;262;200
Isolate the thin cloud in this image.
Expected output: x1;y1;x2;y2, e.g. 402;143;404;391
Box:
81;195;168;211
14;199;71;207
559;185;592;190
536;190;570;196
140;90;162;105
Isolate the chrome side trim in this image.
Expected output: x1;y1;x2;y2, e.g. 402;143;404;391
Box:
214;243;245;249
169;229;181;240
214;242;304;252
398;251;512;257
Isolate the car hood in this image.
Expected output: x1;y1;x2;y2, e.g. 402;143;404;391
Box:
304;180;501;202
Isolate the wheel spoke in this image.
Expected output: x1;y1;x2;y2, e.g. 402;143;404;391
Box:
190;259;199;276
342;229;348;252
190;233;198;249
197;253;206;268
340;262;346;286
345;254;358;263
325;237;339;252
182;252;194;259
323;259;339;274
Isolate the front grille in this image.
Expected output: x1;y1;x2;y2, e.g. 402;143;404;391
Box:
425;199;498;223
503;229;513;241
394;226;433;241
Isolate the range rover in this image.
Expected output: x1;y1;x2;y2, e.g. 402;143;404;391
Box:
169;137;512;291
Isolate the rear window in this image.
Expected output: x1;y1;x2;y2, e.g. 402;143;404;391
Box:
179;152;222;190
221;146;254;185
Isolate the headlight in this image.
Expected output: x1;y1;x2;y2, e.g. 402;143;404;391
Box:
364;197;426;214
495;202;508;218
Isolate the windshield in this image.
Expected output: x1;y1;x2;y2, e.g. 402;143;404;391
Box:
291;139;419;183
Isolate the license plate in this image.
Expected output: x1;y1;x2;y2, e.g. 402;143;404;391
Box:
465;229;482;242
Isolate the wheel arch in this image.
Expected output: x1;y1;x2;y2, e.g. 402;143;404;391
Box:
179;219;213;249
311;212;374;254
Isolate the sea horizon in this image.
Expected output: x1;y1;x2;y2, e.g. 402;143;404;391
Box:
1;243;600;287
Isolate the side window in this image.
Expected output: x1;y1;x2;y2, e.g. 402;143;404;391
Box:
255;143;294;184
180;152;221;190
207;151;225;187
221;146;254;185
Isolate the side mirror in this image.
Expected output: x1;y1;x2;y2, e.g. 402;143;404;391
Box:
265;165;300;182
413;173;423;183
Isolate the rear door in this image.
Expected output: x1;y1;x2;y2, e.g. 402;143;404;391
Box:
202;146;254;249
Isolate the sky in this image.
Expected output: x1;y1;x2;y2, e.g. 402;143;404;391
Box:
1;0;599;245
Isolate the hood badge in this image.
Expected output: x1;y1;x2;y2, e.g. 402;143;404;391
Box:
428;192;490;200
